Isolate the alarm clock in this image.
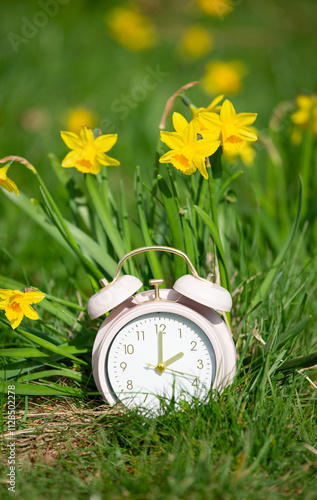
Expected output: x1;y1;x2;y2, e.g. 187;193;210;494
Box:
88;246;236;412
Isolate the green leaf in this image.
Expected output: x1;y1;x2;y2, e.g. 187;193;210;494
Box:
135;167;164;279
17;368;89;383
157;174;186;278
2;190;108;280
0;360;44;379
0;320;87;364
85;173;127;263
0;381;90;396
182;199;199;270
252;178;303;305
234;301;262;341
268;316;311;352
218;170;244;202
276;352;317;371
194;205;231;293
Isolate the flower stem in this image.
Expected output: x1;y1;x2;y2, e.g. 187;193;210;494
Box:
207;150;232;317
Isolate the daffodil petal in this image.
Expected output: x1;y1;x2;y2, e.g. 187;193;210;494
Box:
0;164;10;179
10;313;24;330
1;178;19;195
61;151;80;168
199;112;221;131
60;131;82;150
159;151;174;163
23;304;39;320
79;127;95;144
182;120;197;143
0;289;15;301
23;291;45;304
172;112;189;134
94;134;118;152
192;156;208;179
195;138;220;157
160;131;184;149
206;95;224;111
96;153;120;167
238;127;258;141
5;305;23;329
235;112;257;126
220;100;236;122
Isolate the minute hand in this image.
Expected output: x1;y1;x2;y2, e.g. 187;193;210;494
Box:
162;352;184;367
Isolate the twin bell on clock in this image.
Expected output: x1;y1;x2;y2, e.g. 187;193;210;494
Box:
88;246;236;412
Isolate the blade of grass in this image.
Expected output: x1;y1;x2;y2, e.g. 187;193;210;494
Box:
2;191;117;278
0;319;87;364
252;177;303;305
16;368;89;383
182;199;199;270
194;205;231;293
85;173;127;263
135;167;164;278
0;381;90;396
157;174;186;278
277;352;317;371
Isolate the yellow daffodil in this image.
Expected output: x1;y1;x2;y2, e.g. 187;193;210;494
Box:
61;127;120;174
190;95;224;129
196;0;233;17
179;25;213;59
223;137;256;167
0;164;19;195
159;112;220;179
202;61;247;95
106;6;157;51
199;99;257;152
290;94;317;144
66;108;97;134
0;288;45;330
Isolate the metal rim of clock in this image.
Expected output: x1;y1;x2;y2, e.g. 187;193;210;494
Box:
99;245;215;291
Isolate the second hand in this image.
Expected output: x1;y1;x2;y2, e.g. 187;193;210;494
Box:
146;363;197;378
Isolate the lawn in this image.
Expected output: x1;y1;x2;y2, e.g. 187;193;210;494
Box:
0;0;317;498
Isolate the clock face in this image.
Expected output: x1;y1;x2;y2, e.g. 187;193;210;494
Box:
106;311;217;411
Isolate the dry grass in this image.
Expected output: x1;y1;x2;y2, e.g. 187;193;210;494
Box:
1;397;121;465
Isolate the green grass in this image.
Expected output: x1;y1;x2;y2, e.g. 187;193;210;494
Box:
0;373;316;500
1;0;317;498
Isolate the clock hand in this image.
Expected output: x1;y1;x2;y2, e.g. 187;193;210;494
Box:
162;351;184;367
158;330;163;364
146;363;197;378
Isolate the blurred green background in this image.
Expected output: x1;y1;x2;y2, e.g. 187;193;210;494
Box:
1;0;317;287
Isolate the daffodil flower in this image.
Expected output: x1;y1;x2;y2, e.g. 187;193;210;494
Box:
190;95;224;130
196;0;233;18
0;289;45;330
106;6;157;51
199;99;257;151
223;139;256;167
290;94;317;144
61;127;120;174
159;112;220;179
0;164;19;195
202;61;247;95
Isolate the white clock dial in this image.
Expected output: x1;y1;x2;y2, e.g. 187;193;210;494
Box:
106;312;217;411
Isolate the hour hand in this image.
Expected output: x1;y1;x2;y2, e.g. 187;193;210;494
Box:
163;352;184;367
